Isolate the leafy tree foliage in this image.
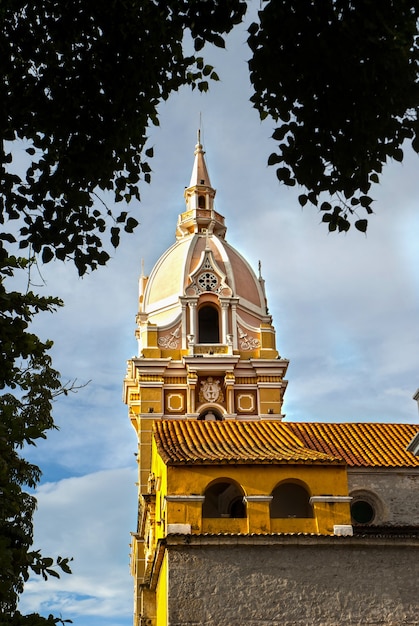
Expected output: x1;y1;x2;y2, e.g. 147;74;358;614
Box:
2;0;419;622
3;0;419;249
248;0;419;232
1;0;246;275
0;257;73;624
1;1;245;621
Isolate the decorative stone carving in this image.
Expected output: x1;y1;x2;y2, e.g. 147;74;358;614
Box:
237;393;255;413
158;326;180;349
199;377;224;404
197;271;219;292
237;325;260;350
166;393;184;413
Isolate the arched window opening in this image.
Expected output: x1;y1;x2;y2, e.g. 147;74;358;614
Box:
198;409;223;421
198;305;219;343
270;482;313;519
351;500;375;524
198;195;206;208
202;481;246;518
350;490;382;526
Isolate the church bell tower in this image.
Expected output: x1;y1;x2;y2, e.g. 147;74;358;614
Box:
124;132;289;494
123;134;419;626
123;134;293;623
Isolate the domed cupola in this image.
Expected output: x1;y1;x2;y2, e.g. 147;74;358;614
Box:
125;133;288;427
134;134;283;368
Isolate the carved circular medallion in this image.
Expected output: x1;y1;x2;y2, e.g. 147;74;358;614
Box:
197;271;218;291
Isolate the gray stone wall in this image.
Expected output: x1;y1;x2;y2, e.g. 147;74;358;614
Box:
167;539;419;625
348;468;419;525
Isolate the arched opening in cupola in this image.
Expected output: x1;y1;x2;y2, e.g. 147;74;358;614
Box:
270;481;313;519
198;194;206;208
198;408;223;421
198;304;219;343
202;479;246;519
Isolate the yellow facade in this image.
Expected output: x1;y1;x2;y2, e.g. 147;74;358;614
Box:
130;429;353;625
155;451;350;536
124;136;356;626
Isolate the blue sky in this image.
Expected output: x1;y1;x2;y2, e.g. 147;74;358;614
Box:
15;10;419;626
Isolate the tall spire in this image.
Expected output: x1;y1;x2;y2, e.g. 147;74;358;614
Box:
178;132;226;238
188;129;212;189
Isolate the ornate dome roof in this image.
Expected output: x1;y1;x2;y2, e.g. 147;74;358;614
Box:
139;134;269;328
142;233;267;326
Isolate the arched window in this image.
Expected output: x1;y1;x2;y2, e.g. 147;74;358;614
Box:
270;482;313;519
198;195;206;208
351;500;375;524
202;480;246;518
198;409;223;421
198;305;219;343
350;490;382;525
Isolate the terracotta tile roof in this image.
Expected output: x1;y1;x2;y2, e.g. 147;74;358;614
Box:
287;422;419;468
153;420;342;465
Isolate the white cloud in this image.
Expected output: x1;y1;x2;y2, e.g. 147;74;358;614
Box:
19;469;137;626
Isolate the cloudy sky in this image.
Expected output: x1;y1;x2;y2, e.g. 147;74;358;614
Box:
16;9;419;626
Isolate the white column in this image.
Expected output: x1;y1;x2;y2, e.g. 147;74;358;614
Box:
221;301;229;344
231;301;238;350
189;301;197;341
181;302;187;350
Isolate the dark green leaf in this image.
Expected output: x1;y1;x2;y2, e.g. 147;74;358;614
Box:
41;247;54;264
124;217;139;233
359;196;373;208
268;153;282;166
392;147;403;162
355;219;368;233
111;227;120;248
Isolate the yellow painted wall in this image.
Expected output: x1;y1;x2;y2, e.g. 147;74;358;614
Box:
156;552;168;626
167;463;348;499
152;439;168;544
150;448;351;536
137;417;155;493
141;436;352;625
259;386;282;414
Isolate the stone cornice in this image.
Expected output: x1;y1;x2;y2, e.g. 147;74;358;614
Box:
163;533;419;548
165;495;205;503
310;496;352;504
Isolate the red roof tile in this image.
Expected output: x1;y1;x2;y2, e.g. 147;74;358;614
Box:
153;420;419;468
287;422;419;467
153;420;342;465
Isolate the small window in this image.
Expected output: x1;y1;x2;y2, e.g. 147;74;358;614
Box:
198;305;219;343
350;490;382;525
270;482;313;519
198;410;223;421
198;195;206;208
202;481;246;518
351;499;375;525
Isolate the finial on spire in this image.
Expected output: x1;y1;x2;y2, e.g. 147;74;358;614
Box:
258;260;269;314
189;129;211;187
196;113;204;151
179;131;225;239
194;128;204;156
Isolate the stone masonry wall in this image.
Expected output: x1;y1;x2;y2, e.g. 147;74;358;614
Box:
167;540;419;626
348;469;419;525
